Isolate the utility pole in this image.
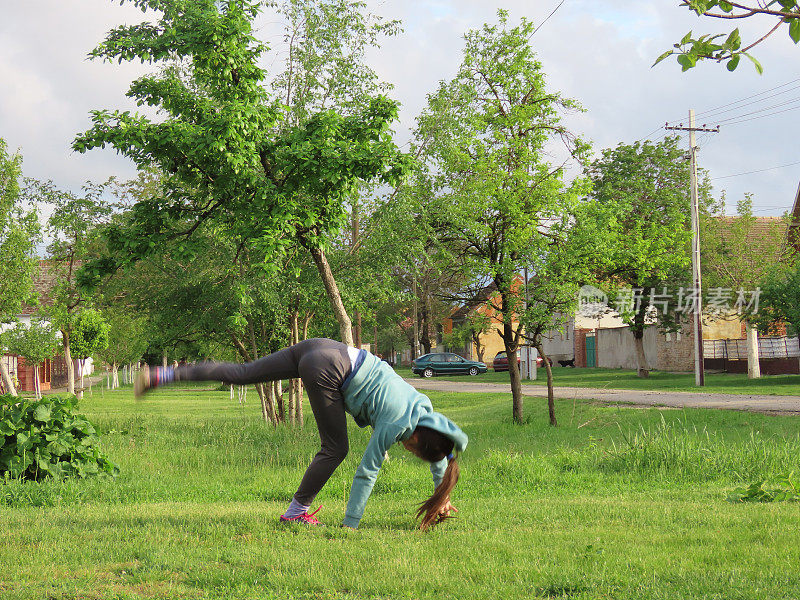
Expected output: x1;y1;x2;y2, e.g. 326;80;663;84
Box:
665;111;718;386
412;276;420;359
351;199;362;348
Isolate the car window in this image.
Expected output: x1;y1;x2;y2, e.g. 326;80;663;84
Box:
495;352;506;359
447;354;463;362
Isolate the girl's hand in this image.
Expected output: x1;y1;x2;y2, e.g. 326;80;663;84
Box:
439;500;458;518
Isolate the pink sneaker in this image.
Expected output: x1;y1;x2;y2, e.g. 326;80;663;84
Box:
279;505;323;525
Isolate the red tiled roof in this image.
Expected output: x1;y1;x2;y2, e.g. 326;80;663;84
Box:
19;261;68;316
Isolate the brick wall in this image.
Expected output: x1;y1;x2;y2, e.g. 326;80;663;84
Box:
574;329;590;367
655;322;694;372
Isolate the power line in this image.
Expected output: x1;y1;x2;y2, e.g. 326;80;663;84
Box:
711;160;800;180
688;81;800;122
721;102;800;126
664;76;800;125
531;0;567;37
713;96;800;125
687;85;800;122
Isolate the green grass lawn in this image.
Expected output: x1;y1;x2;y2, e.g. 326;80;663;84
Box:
396;366;800;396
2;384;800;599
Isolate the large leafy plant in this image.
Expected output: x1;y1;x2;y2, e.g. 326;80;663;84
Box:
0;394;118;481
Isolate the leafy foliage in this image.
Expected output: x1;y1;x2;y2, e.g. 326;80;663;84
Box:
74;0;408;280
2;319;59;368
728;472;800;503
74;0;410;345
413;11;590;423
0;139;40;324
0;394;118;481
71;309;111;360
751;255;800;336
0;139;40;395
583;138;700;376
658;1;800;72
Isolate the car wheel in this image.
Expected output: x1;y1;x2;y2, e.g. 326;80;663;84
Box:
468;367;478;376
422;367;434;378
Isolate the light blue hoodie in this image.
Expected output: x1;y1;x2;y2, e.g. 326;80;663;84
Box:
340;352;468;528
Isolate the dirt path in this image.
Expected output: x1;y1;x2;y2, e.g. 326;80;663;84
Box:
405;378;800;416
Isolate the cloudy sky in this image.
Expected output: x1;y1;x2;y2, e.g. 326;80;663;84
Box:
2;1;799;217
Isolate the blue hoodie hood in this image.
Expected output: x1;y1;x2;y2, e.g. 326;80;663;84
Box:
417;411;468;453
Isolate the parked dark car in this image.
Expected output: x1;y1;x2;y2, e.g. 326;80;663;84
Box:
492;351;551;372
412;353;488;378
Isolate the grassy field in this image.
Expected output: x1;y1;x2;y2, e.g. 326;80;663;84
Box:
2;383;800;599
396;366;800;396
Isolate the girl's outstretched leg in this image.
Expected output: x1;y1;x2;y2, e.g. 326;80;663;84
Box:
134;346;301;397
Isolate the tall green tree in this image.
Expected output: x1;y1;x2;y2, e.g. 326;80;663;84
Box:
585;138;698;378
702;194;791;378
40;183;111;396
2;319;59;399
414;11;590;424
70;309;111;399
657;1;800;72
0;139;40;396
752;255;800;337
74;0;408;346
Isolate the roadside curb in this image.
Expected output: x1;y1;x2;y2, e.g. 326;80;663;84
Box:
404;378;800;416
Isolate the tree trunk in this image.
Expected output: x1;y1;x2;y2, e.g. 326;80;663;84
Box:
631;305;649;378
63;330;75;396
420;288;432;354
412;277;419;359
112;364;119;389
288;310;300;426
232;330;276;425
354;310;362;348
0;359;17;396
309;245;353;346
472;332;485;363
162;350;168;368
257;382;277;425
508;345;523;424
633;332;649;378
537;344;557;427
77;358;85;400
746;321;761;379
297;312;310;427
274;380;285;422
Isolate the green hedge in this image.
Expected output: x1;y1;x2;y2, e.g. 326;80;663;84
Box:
0;394;118;481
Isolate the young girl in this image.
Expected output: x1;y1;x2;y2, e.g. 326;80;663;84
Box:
135;338;467;530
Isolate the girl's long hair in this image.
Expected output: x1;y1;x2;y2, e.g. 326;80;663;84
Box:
412;426;461;531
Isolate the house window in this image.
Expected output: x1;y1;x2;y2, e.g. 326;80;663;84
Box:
666;332;671;342
436;324;443;346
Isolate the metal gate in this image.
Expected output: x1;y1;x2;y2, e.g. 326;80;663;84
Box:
585;334;597;368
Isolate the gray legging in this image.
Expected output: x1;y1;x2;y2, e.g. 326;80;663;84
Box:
176;338;351;505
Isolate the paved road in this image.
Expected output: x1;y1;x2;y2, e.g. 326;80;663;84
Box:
404;378;800;416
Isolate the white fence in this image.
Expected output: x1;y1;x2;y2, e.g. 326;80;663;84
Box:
704;336;800;360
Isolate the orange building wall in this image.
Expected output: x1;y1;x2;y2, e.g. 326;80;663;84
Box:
16;357;52;393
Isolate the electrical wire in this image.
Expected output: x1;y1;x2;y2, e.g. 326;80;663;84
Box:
712;96;800;125
688;80;800;122
720;102;800;126
711;160;800;180
663;76;800;125
530;0;567;38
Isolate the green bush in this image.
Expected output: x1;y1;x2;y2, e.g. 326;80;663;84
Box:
0;394;118;481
